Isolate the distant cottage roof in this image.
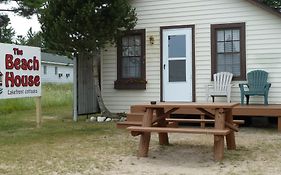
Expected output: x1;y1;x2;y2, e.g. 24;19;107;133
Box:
246;0;281;18
41;52;73;65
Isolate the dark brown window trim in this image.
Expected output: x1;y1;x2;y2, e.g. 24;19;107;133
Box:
211;22;246;81
114;29;146;90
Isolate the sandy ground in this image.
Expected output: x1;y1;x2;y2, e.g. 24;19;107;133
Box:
103;127;281;175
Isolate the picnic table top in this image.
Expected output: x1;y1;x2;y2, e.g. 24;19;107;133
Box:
131;102;239;109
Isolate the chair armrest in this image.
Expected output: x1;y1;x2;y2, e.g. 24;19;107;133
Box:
265;83;271;90
206;83;213;93
239;83;248;92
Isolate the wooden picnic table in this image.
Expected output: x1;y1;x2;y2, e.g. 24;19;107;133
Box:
127;102;239;161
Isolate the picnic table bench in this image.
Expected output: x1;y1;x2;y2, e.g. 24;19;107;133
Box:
127;102;239;161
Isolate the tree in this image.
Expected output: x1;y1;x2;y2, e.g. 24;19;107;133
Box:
40;0;137;120
0;15;15;43
0;0;45;17
262;0;281;9
25;28;44;47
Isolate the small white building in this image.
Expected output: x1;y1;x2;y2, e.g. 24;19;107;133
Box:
41;52;73;83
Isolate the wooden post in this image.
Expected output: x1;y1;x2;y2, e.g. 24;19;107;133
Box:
278;117;281;132
73;56;78;122
138;108;154;157
35;96;42;128
225;109;236;150
214;108;225;161
156;108;169;145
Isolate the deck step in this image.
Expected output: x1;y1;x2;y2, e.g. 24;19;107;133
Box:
127;126;231;136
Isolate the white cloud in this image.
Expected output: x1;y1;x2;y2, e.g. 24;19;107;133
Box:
8;14;41;37
0;2;41;37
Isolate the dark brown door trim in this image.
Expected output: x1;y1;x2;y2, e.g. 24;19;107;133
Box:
160;25;196;102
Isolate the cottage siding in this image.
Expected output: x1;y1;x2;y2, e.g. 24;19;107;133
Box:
101;0;281;112
41;63;73;83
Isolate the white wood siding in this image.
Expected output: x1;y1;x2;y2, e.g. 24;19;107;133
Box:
41;63;73;83
101;0;281;113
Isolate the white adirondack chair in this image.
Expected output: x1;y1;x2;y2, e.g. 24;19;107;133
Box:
206;72;233;103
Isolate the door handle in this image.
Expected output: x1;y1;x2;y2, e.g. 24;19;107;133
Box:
163;64;166;70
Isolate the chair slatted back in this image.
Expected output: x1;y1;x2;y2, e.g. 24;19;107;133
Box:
247;70;268;92
213;72;233;92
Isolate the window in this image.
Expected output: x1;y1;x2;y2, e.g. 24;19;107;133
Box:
211;23;246;80
55;67;58;75
114;29;146;89
43;65;47;75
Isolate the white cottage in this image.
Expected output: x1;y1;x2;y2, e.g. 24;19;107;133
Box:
41;52;73;84
101;0;281;113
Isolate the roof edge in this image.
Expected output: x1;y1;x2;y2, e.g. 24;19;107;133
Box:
246;0;281;18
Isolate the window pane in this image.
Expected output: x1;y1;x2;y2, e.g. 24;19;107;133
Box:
225;54;232;64
233;41;240;52
217;54;225;65
217;64;225;73
129;36;134;46
169;60;186;82
168;35;186;58
135;36;141;46
225;30;232;41
122;47;129;56
128;47;134;56
134;46;141;56
217;30;224;41
232;64;241;76
122;57;141;78
225;41;232;52
217;42;224;53
122;37;128;46
232;29;240;40
225;64;232;73
232;53;241;76
233;53;240;64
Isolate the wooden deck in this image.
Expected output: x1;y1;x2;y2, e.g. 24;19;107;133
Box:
117;104;281;132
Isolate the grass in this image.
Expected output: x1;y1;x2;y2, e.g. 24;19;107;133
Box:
0;83;136;175
0;83;73;115
1;84;281;174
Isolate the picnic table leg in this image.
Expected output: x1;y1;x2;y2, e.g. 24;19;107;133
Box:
225;109;236;150
278;117;281;132
214;108;225;161
200;114;205;128
156;108;169;145
138;108;154;157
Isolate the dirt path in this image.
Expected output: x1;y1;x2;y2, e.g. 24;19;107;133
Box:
104;127;281;175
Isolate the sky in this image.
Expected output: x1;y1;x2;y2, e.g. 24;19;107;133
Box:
0;2;41;37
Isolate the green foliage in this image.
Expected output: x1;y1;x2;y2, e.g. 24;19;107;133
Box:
0;0;45;17
16;28;44;47
40;0;137;54
262;0;281;9
0;15;15;43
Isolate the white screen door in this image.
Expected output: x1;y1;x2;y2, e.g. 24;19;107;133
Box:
162;28;192;102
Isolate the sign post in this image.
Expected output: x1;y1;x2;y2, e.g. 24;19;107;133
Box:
0;43;42;127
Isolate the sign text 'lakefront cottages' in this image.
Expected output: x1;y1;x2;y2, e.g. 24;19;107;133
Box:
0;43;41;99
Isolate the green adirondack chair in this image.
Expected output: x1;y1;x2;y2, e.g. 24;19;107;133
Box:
239;70;271;105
